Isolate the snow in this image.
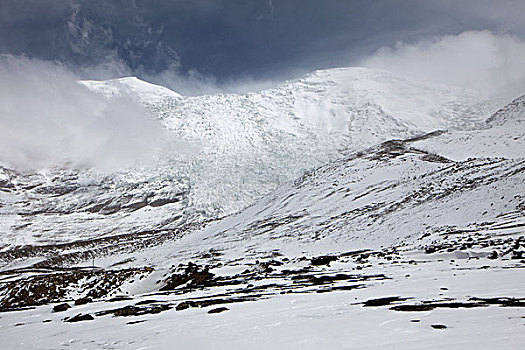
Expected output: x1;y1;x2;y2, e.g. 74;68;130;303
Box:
0;67;504;250
140;112;524;264
80;77;182;104
1;248;523;350
0;66;524;350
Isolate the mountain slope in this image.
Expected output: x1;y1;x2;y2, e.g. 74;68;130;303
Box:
0;67;504;252
87;67;500;217
132;93;525;264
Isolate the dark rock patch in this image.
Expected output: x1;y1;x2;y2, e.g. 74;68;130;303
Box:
292;273;387;286
160;263;214;291
208;307;229;314
135;299;162;306
311;256;338;266
173;296;259;312
0;267;147;311
391;304;438;312
96;304;171;317
488;251;499;259
74;297;92;306
127;320;147;325
52;303;71;312
176;301;197;311
388;297;525;312
363;296;408;307
431;324;447;329
65;313;94;322
108;296;134;302
149;197;181;207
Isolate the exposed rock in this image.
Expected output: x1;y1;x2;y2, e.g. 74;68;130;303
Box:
52;303;71;313
431;324;447;330
65;313;94;322
74;297;92;306
311;255;338;266
0;267;148;311
160;263;214;291
96;304;171;317
208;307;229;314
363;296;407;307
127;320;147;325
176;301;197;311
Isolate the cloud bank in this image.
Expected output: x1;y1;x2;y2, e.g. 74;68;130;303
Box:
0;56;178;171
361;31;525;99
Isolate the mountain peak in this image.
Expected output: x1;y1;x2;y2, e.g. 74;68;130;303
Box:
80;76;182;103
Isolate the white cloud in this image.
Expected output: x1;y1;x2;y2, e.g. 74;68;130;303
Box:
145;66;279;96
0;56;179;171
361;31;525;99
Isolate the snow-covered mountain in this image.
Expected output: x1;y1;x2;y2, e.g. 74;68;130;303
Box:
0;68;502;250
146;67;498;214
160;94;524;261
0;76;523;350
81;77;183;104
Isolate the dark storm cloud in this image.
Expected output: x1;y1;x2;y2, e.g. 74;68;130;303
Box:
0;0;524;88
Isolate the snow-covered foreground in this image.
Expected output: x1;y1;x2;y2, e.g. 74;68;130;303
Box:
1;243;524;350
0;69;524;349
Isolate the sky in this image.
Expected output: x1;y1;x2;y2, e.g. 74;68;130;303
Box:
1;0;525;94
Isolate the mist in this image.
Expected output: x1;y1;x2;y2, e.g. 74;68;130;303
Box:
361;31;525;99
0;56;181;171
143;67;283;96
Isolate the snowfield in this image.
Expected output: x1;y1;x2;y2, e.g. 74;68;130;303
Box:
0;67;524;349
